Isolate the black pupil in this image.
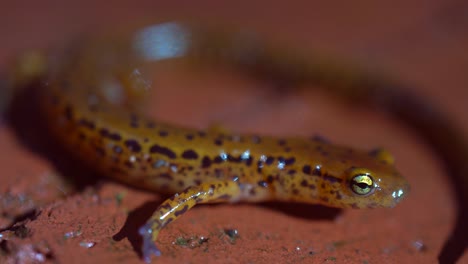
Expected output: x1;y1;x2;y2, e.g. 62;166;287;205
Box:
356;182;369;189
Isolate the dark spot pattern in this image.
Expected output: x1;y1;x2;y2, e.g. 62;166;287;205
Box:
257;181;267;187
251;135;261;144
146;121;156;128
113;145;123;154
158;130;168;137
322;173;343;183
213;156;224;163
124;139;142;153
277;139;286;146
174;205;189;217
265;156;275;165
181;149;199;160
284;157;295;166
312;166;322;176
310;135;330;144
78;118;95;130
149;144;176;159
64;105;73;120
201;156;211;168
100;128;122;141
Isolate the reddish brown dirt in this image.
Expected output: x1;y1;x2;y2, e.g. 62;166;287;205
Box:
1;1;467;264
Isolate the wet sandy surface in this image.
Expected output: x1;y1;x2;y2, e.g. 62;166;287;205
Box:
1;1;467;263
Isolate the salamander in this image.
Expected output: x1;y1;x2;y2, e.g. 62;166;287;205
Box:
14;22;411;262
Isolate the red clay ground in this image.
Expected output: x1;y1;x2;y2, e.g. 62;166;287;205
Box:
1;1;467;264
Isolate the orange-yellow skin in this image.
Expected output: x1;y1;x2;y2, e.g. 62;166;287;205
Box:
29;22;409;262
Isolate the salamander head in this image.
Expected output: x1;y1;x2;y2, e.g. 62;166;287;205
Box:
318;148;410;209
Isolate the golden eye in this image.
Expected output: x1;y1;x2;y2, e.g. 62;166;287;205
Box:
350;174;374;195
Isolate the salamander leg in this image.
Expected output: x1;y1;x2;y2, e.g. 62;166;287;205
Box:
138;180;242;263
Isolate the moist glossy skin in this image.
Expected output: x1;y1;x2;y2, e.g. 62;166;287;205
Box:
35;22;409;262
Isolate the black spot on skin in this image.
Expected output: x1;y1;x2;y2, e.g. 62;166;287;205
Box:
322;173;343;183
213;156;224;163
64;105;73;120
284;147;291;152
300;180;308;187
160;203;172;210
193;179;202;185
214;139;223;146
185;134;194;140
309;184;316;190
302;165;311;175
124;139;142;152
292;189;300;195
312;166;322;176
278;156;285;164
244;156;253;166
159;130;168;137
257;181;267;187
257;166;262;173
310;135;330;144
277;139;286;146
288;170;296;175
214;168;224;178
228;155;241;163
78;118;95;130
201;156;211;168
174;205;189;217
100;128;122;141
113;145;123;154
266;175;274;183
146;121;156;128
251;135;261;144
336;192;342;200
181;149;199;160
284;157;295;166
159;173;173;180
178;180;185;187
265;156;274;165
95;147;105;157
218;194;232;200
249;189;256;196
149;144;176;159
124;161;134;169
351;203;359;209
198;131;207;137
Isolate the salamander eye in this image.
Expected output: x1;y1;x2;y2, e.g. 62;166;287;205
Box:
350;174;374;195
